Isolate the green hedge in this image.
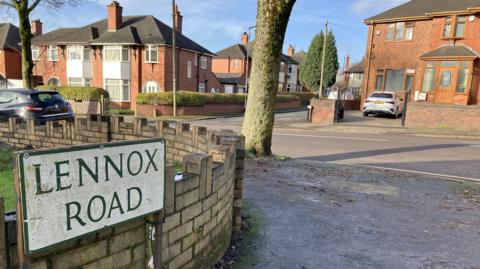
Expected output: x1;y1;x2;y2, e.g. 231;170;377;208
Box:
285;92;317;105
36;86;109;102
136;91;300;106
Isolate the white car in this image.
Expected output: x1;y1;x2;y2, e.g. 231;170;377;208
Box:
363;91;403;118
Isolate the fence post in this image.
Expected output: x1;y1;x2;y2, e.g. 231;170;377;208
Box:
0;198;6;269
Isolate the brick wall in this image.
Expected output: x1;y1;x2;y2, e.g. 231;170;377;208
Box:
310;99;336;124
405;103;480;130
0;115;245;269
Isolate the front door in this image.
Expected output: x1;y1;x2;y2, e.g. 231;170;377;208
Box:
436;67;455;103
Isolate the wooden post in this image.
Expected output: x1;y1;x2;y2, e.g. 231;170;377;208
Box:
13;155;31;269
0;197;7;269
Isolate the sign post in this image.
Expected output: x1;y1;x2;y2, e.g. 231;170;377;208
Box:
14;139;166;257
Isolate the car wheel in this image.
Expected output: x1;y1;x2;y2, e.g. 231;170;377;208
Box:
363;112;369;117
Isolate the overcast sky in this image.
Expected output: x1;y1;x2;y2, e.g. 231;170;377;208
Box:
2;0;409;67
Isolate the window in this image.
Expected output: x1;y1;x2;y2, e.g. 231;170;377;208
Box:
0;92;17;104
144;81;160;93
444;16;467;38
286;84;292;92
104;46;129;61
198;82;206;93
145;45;158;63
83;47;91;61
233;59;239;69
194;53;198;66
440;71;452;87
187;61;192;78
386;22;414;41
48;46;58;61
405;75;414;93
47;77;60;86
375;75;384;91
84;78;92;87
68;46;83;60
456;68;468;93
288;64;293;74
68;78;83;86
385;69;405;92
371;93;393;99
105;79;130;101
200;56;207;69
32;45;40;61
422;68;436;92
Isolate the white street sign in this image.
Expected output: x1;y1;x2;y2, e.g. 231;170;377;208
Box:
17;139;165;255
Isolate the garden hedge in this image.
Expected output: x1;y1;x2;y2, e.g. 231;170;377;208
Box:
36;85;109;102
136;91;300;106
285;92;317;105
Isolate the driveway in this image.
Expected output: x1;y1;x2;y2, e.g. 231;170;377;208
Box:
240;159;480;268
194;111;480;180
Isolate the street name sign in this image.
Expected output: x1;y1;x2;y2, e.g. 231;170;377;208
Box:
16;139;165;255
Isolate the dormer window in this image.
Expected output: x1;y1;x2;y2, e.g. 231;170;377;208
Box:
386;22;414;41
443;16;466;38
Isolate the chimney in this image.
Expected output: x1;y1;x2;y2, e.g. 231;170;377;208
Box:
344;54;351;71
107;1;123;32
288;44;295;56
31;20;42;37
174;5;183;34
241;32;249;45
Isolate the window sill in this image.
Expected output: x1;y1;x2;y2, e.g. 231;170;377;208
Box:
145;61;158;64
441;37;464;40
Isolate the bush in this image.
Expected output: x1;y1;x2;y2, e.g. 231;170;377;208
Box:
36;85;109;102
284;92;317;105
136;91;300;106
109;109;135;116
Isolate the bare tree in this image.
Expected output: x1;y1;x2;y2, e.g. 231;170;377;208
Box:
0;0;81;88
241;0;296;156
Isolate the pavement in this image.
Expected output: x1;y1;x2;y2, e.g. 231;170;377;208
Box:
240;159;480;269
193;110;480;181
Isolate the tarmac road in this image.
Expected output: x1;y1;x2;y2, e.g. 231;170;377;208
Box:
194;111;480;181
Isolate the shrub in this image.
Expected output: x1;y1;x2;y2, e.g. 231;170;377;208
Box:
136;91;300;106
109;109;135;116
36;85;109;102
285;92;317;105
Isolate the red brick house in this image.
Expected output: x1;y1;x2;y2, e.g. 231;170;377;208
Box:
212;33;301;93
0;23;22;89
31;1;221;109
363;0;480;105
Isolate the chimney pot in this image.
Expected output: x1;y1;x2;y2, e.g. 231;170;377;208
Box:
241;32;249;45
108;1;123;32
31;19;42;37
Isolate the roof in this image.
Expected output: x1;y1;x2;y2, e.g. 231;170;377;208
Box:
421;44;480;58
215;41;299;64
0;23;20;52
32;16;213;55
291;51;306;64
366;0;480;23
345;61;365;74
215;73;245;85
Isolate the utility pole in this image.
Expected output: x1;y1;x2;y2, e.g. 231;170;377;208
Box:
319;19;328;97
172;0;177;117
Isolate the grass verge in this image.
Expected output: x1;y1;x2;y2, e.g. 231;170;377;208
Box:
0;147;15;211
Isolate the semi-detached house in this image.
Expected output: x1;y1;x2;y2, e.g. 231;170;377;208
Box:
364;0;480;105
0;23;22;89
32;1;221;109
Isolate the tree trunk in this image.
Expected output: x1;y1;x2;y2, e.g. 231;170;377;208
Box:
241;0;296;156
17;1;34;88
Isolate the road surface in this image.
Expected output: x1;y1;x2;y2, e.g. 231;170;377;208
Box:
193;111;480;180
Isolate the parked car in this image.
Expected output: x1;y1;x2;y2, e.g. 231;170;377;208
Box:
0;89;74;123
363;91;403;118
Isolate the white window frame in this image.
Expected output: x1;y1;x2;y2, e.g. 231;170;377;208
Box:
105;79;130;101
83;47;91;61
144;81;160;93
187;61;192;78
198;82;206;93
48;45;59;62
47;77;60;87
145;45;158;63
200;56;207;69
103;46;130;62
67;46;83;60
68;77;91;87
194;53;198;66
32;45;40;61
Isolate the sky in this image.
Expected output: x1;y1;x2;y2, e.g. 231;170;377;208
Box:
2;0;409;68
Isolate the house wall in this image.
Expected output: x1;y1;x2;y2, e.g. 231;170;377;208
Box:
364;14;480;105
212;58;245;74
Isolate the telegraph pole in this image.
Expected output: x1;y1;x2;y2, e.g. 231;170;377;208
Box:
172;0;177;117
319;19;328;97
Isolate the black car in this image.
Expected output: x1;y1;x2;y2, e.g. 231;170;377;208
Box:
0;89;74;123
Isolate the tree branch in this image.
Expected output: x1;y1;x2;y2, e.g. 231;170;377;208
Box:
28;0;42;12
0;1;16;9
